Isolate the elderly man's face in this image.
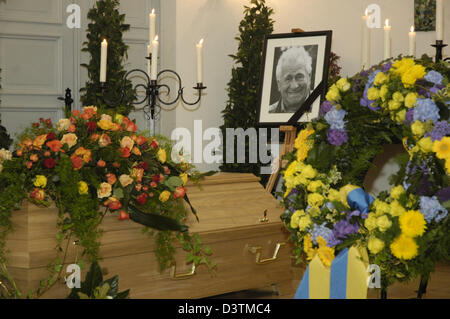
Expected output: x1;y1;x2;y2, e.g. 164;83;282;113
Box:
277;62;310;110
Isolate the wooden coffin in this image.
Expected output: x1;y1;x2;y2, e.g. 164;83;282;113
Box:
5;173;300;298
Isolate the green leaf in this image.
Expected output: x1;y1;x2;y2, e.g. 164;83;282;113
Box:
164;176;183;190
113;187;124;199
128;204;189;232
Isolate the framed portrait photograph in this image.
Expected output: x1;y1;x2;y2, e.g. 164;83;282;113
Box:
257;31;332;127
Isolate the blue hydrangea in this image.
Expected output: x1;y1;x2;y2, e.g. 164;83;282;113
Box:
424;70;443;85
419;196;448;223
413;98;440;123
309;223;334;245
324;106;347;130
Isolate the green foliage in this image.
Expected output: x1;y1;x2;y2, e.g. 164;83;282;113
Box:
67;261;129;299
80;0;136;115
220;0;274;177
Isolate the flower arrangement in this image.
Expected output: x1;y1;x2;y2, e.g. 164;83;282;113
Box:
0;106;213;298
281;56;449;290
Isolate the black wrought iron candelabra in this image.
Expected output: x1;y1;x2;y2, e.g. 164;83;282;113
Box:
432;40;450;63
100;53;206;124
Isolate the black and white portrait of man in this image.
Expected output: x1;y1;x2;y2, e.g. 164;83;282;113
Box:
269;46;317;114
257;31;331;127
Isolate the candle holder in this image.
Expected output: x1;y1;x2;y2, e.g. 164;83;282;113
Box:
100;54;206;125
431;40;448;63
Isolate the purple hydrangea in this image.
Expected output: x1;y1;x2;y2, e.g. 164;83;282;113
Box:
425;121;450;141
319;100;333;117
404;108;415;125
436;187;450;203
309;223;334;246
413;98;440;123
324;106;347;130
327;211;362;247
424;70;443;85
327;129;348;146
360;70;381;111
419;196;448;223
381;62;393;72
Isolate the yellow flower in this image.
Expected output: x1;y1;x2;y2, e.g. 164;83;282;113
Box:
392;91;404;103
302;165;317;179
390;185;405;200
374;72;388;86
284;161;298;178
404;92;418;108
395;109;406;123
180;173;188;186
326;84;340;102
318;245;335;268
402;64;426;87
411;121;425;136
304;234;317;261
307;193;324;207
399;210;427;237
308;206;321;218
97;119;114;131
418;137;433;153
390;234;418;260
159;190;171;203
307;180;324;193
376;215;392;232
119;174;133;187
390;200;406;217
379;85;389;101
34;175;47;188
296;143;310;162
388;99;402;111
374;199;390;216
290;210;305;229
78;181;89;195
364;213;377;232
336;78;351;92
299;215;312;231
392;58;415;76
368;236;385;254
367;87;380;100
327;188;341;202
157;148;167;163
432;137;450;160
114;114;124;124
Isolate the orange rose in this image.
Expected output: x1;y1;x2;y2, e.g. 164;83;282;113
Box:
61;133;78;149
70;154;83;170
46;140;63;153
30;188;45;201
132;146;142;156
97;160;106;167
131;167;144;183
120;136;135;150
33;134;48;149
30;154;39;162
106;173;117;185
75;147;92;163
68;124;76;133
119;147;131;158
137;135;147;146
119;174;133;187
99;134;111;147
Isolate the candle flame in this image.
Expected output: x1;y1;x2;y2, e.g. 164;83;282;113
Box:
102;39;107;44
151;8;155;14
199;38;204;45
385;19;389;27
154;35;159;42
410;26;414;32
365;8;368;16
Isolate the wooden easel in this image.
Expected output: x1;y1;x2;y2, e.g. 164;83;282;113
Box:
265;28;304;194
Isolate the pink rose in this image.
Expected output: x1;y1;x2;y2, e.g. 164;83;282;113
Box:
120;136;135;150
60;133;78;149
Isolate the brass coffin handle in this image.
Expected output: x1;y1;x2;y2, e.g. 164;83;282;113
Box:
170;263;196;280
249;242;286;265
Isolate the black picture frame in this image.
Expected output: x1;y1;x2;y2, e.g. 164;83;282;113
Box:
257;31;333;127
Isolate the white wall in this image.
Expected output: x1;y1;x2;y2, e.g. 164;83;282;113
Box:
160;0;450;172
